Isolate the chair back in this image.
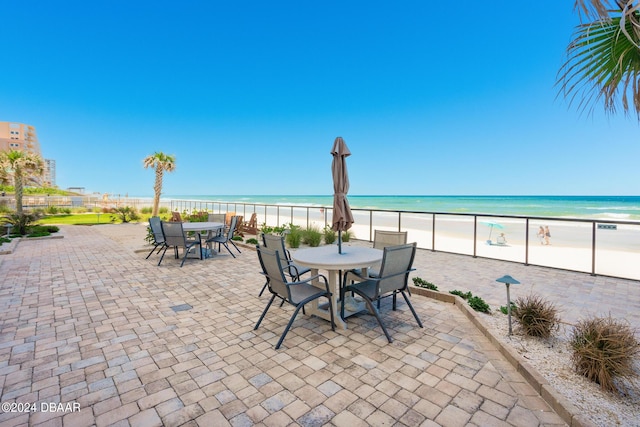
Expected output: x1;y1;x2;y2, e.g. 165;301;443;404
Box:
149;216;164;244
261;233;290;266
373;230;408;250
256;246;289;300
225;215;239;239
208;213;225;223
224;212;236;226
161;221;186;247
377;243;416;296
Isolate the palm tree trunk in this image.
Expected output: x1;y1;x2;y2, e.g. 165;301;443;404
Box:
14;167;23;215
152;167;164;216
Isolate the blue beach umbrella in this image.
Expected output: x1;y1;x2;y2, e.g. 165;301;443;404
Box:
481;220;504;240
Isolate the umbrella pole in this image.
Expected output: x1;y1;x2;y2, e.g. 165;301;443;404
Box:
338;231;342;254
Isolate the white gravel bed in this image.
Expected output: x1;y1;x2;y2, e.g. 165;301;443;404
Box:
480;312;640;427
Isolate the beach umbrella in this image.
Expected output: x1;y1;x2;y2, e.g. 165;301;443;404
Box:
331;137;354;254
481;220;504;241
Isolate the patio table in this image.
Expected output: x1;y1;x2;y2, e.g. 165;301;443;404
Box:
291;245;382;330
181;222;225;256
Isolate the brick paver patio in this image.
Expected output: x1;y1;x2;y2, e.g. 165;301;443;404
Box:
3;223;628;426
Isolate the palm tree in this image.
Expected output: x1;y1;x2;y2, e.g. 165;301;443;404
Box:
143;152;176;216
0;150;44;214
557;1;640;119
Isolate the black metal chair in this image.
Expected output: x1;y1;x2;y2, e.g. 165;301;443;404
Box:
145;216;167;260
206;215;241;258
341;243;423;343
158;221;202;267
254;246;335;350
258;233;311;296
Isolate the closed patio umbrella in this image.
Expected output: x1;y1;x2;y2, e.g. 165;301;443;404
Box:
331;137;354;254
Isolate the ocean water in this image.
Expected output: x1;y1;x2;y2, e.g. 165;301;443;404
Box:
166;195;640;222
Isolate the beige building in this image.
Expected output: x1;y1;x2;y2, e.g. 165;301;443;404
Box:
0;121;55;187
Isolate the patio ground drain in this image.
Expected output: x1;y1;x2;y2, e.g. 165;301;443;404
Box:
170;304;193;312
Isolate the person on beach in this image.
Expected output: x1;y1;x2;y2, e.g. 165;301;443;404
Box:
537;226;545;244
544;226;551;245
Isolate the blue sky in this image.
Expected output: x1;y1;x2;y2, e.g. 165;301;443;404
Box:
2;1;639;197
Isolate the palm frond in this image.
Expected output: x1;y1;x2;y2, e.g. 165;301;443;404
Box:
557;13;640;118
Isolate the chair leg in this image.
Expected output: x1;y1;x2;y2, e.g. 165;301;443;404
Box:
275;304;305;349
158;246;170;266
401;292;423;328
146;243;159;259
351;288;393;343
229;240;241;254
259;281;268;296
222;242;236;258
254;294;276;330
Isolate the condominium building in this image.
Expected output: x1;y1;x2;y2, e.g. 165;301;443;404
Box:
0;121;56;187
0;122;41;156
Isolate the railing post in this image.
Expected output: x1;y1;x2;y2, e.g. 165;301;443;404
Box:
525;218;529;266
591;222;597;276
398;212;402;232
473;216;477;258
431;213;436;252
369;211;373;241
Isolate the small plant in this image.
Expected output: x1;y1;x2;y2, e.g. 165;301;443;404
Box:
286;225;302;248
110;206;140;223
512;295;559;338
323;226;336;244
260;223;286;236
159;207;169;214
46;205;59;214
412;277;438;291
232;236;243;242
2;212;42;235
341;230;352;242
450;290;472;300
141;207;152;214
246;237;259;245
303;225;322;247
450;290;490;313
570;315;640;393
0;236;11;246
500;302;518;315
468;295;491;313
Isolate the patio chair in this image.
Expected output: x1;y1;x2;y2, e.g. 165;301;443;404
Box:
258;233;311;296
240;213;259;235
205;213;226;240
158;221;202;267
170;211;183;222
145;216;167;259
206;215;241;258
254;246;335;349
341;243;423;343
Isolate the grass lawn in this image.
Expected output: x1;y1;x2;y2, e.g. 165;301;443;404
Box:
37;213;171;225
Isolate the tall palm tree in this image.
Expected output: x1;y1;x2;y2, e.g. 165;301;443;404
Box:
557;1;640;119
143;152;176;216
0;150;44;214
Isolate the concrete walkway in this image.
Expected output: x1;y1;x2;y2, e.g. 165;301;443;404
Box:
2;223;629;426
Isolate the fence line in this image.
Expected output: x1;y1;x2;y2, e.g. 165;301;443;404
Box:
7;196;640;281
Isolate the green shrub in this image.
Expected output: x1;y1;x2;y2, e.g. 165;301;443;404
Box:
0;236;11;245
450;290;472;300
246;238;259;245
286;227;302;248
110;206;140;223
303;226;322;247
232;236;243;242
570;315;640;393
323;226;336;244
46;205;59;215
2;212;42;235
513;295;559;338
341;230;352;242
62;208;71;214
450;290;490;313
500;302;518;315
412;277;438;291
468;296;491;313
159;207;169;214
141;207;152;214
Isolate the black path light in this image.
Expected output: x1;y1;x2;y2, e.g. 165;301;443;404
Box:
496;275;520;335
